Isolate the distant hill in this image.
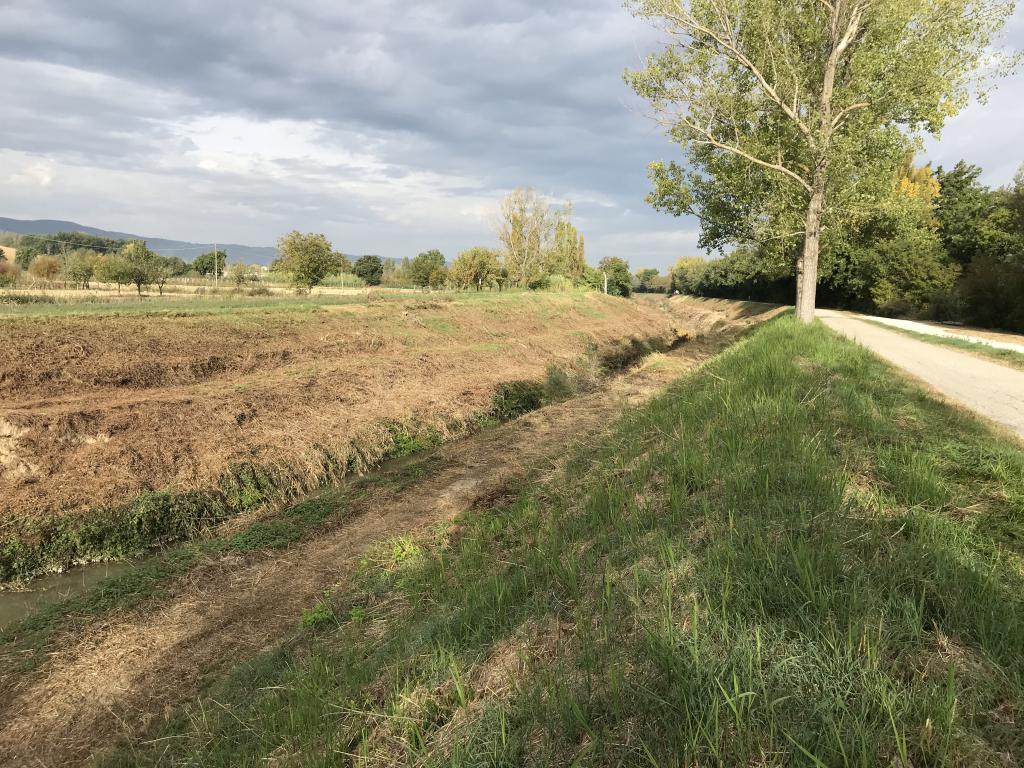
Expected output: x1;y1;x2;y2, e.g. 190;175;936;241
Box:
0;217;279;265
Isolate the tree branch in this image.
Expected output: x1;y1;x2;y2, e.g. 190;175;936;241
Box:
660;2;814;139
675;114;813;193
831;101;870;128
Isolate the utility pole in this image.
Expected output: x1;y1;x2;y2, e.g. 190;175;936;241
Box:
214;243;218;289
603;270;608;295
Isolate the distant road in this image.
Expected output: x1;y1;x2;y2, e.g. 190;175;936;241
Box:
863;315;1024;354
819;310;1024;439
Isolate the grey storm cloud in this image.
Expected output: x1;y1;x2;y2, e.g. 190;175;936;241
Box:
0;1;1021;268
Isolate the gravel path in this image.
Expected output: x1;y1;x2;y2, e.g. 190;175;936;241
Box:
861;315;1024;353
819;310;1024;439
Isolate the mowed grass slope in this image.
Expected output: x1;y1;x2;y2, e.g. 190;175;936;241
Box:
109;318;1024;767
1;291;704;581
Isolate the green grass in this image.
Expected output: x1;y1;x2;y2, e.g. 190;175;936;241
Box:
864;320;1024;371
103;317;1024;767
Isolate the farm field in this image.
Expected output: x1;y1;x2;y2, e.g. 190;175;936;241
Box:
0;291;764;582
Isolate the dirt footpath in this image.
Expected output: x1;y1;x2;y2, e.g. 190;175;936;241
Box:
0;299;778;767
820;310;1024;439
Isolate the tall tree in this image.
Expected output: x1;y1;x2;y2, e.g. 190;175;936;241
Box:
272;231;343;292
450;247;501;290
597;257;633;298
547;205;587;280
496;187;553;287
353;255;384;286
627;0;1014;322
120;240;160;296
193;249;228;278
935;161;1019;266
409;250;447;289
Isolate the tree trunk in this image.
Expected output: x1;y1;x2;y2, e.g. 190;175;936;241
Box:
794;249;804;314
796;167;827;323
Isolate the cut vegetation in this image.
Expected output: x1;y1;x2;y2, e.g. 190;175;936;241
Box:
3;314;1022;766
0;292;733;582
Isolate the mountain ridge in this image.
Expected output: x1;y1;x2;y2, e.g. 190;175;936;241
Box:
0;217;279;264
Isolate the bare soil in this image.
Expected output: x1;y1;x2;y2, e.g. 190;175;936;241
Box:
0;297;779;767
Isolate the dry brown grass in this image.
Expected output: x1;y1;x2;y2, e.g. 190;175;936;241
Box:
0;293;761;531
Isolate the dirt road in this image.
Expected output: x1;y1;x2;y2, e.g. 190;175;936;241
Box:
819;310;1024;439
862;314;1024;353
0;299;779;767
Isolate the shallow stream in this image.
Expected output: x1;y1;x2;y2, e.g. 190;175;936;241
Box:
0;560;134;631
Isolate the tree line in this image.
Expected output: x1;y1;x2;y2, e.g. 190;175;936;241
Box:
663;158;1024;331
269;188;636;296
1;188;640;299
0;232;240;294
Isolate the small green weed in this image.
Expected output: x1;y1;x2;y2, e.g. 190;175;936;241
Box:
300;596;336;631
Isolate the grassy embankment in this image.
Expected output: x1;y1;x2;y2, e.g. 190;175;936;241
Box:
864;320;1024;372
105;317;1024;766
2;290;679;581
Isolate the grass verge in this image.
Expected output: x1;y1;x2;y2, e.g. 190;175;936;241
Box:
865;320;1024;372
104;317;1024;766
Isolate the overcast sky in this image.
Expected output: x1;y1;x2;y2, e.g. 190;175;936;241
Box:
0;2;1021;269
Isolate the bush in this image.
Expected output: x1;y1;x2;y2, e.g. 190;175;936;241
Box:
491;381;546;421
229;264;260;291
926;289;965;322
28;255;61;281
0;259;20;287
300;600;336;631
543;364;573;401
874;296;916;318
547;274;575;293
959;254;1024;331
527;274;551;291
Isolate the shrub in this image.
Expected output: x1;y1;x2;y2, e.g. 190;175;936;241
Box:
27;255;61;281
527;274;551;291
229;264;261;291
491;381;546;421
300;599;336;630
547;274;575;293
543;364;573;401
0;259;20;287
926;289;965;322
960;254;1024;331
